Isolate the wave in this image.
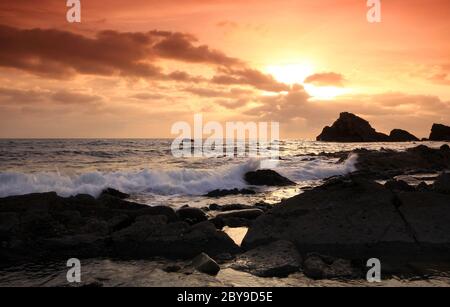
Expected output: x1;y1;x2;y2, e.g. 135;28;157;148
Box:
0;159;261;198
0;155;358;198
278;154;358;181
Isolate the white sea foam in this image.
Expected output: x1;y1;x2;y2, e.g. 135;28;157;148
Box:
277;154;358;181
0;155;358;198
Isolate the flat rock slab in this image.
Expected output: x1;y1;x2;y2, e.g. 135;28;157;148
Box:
231;240;302;277
242;178;421;259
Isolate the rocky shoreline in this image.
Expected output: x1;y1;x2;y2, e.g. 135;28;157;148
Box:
1;144;450;283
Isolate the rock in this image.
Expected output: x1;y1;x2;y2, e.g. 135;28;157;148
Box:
316;112;390;142
397;191;450;245
244;170;295;186
163;264;182;273
191;253;220;275
355;145;450;175
176;207;208;225
389;129;419;142
429;123;450;141
221;204;254;211
242;178;420;259
433;172;450;194
99;188;130;199
208;204;222;211
112;220;239;259
303;254;358;279
205;188;256;197
385;179;415;192
416;182;430;192
231;240;302;277
216;209;264;220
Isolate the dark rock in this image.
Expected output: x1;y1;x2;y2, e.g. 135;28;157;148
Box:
356;145;450;175
216;209;264;221
433;172;450;194
231;240;302;277
176;207;208;225
397;191;450;245
316;112;390;142
112;220;239;259
385;179;415;192
99;188;130;199
389;129;419;142
429;123;450;141
191;253;220;275
416;182;430;192
221;204;254;211
303;253;358;279
242;178;419;259
163;264;182;273
208;204;222;211
210;216;251;228
205;188;256;197
244;170;295;186
441;144;450;151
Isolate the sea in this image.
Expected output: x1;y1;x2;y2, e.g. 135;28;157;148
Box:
1;139;447;209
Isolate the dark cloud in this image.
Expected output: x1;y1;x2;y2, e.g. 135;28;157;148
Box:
51;90;103;104
211;68;290;92
304;72;345;87
0;25;239;80
152;32;242;66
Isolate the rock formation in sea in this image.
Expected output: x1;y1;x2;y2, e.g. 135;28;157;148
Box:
388;129;419;142
429;123;450;141
316;112;420;142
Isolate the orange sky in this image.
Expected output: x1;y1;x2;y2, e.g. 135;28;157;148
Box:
0;0;449;139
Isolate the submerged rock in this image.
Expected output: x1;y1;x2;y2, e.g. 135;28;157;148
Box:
429;123;450;141
205;189;256;197
244;170;295;186
99;188;130;199
232;240;302;277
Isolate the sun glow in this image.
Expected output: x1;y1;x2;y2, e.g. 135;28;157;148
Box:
303;84;350;100
266;63;350;100
266;63;314;85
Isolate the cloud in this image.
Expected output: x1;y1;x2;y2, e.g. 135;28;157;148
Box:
0;87;102;105
152;31;242;66
211;68;290;92
51;90;103;104
0;25;240;80
304;72;345;87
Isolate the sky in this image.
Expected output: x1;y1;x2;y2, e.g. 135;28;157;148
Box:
0;0;449;139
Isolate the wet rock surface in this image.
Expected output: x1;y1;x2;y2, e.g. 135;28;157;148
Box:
0;193;239;265
242;175;450;261
231;240;302;277
244;169;295;186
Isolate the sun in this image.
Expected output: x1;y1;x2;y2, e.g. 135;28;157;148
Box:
265;62;314;85
265;62;350;100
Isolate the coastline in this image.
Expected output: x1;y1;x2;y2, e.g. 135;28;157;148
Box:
1;144;449;286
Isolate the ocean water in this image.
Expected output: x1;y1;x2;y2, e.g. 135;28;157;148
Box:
0;139;447;208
